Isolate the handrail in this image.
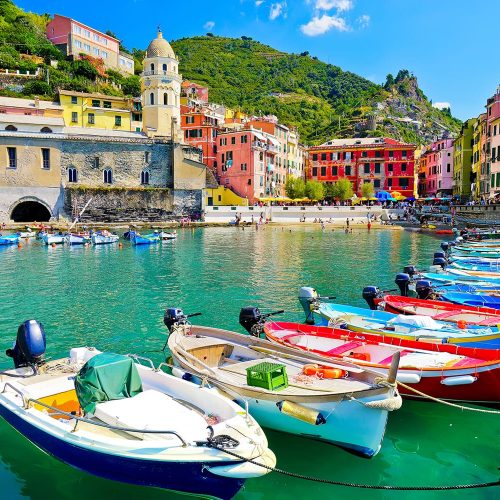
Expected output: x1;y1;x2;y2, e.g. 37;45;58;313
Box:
26;397;189;447
126;354;155;369
2;382;27;407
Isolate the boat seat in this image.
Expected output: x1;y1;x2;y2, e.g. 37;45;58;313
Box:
94;389;209;444
325;341;363;356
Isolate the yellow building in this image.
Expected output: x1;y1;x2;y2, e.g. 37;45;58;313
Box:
205;186;249;206
471;113;486;200
59;90;132;131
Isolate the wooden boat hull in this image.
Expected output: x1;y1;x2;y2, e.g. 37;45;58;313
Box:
91;235;119;245
169;325;400;458
264;322;500;404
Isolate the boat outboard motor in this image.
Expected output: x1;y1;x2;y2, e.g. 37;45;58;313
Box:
239;307;262;334
434;252;446;261
415;280;433;300
362;286;381;310
6;320;46;370
395;273;411;297
440;242;449;252
433;257;447;269
403;265;417;278
448;241;456;247
298;287;319;324
163;308;187;333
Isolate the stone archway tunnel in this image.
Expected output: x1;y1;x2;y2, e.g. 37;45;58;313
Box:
10;201;51;222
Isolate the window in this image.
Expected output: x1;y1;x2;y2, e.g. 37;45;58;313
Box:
7;147;16;169
362;151;368;158
241;163;247;171
248;178;252;185
83;43;90;51
103;101;111;109
163;93;168;105
321;153;327;161
141;170;150;185
88;113;95;124
72;25;81;34
231;137;236;145
492;147;497;162
364;163;370;174
162;63;167;72
150;63;155;72
145;151;150;163
93;47;100;56
332;166;338;176
103;169;112;184
94;157;99;169
260;176;264;186
41;148;50;169
321;166;327;176
71;111;78;123
387;178;393;187
388;163;393;172
220;138;227;146
374;163;381;174
5;125;17;131
389;151;394;158
374;179;381;188
375;150;382;158
68;167;78;183
402;150;407;158
150;93;154;105
186;116;194;124
115;116;122;126
400;178;409;188
345;165;351;176
312;167;318;177
40;127;52;133
83;29;91;38
101;51;107;59
312;154;318;161
241;135;248;144
401;163;407;172
71;96;77;104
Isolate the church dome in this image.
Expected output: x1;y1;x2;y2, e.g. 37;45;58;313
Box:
146;30;175;59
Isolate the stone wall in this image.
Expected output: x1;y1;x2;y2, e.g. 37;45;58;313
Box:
0;186;64;221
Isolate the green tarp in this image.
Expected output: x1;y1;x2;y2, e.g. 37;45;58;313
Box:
75;353;143;415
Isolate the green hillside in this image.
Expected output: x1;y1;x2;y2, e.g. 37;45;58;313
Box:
0;0;460;145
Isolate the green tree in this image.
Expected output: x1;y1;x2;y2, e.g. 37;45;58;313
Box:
331;178;353;201
384;73;394;90
361;181;375;199
71;59;99;81
122;75;141;96
285;176;306;199
22;79;51;96
305;180;325;201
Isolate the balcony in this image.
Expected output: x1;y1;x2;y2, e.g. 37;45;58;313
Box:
141;70;182;81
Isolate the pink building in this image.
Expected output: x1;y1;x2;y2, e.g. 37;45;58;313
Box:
486;86;500;199
216;128;277;203
418;138;454;197
46;15;134;74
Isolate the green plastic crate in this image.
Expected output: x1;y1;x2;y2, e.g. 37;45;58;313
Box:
246;361;288;391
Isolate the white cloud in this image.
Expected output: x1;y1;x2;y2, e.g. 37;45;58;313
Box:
357;14;370;28
300;14;348;36
433;102;451;110
269;2;287;20
315;0;353;11
204;21;215;30
255;0;264;5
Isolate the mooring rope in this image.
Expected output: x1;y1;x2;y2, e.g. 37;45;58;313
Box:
396;381;500;414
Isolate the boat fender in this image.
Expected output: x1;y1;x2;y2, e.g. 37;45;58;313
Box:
440;375;477;386
302;364;347;379
276;401;326;425
396;372;421;384
457;320;467;329
171;366;190;380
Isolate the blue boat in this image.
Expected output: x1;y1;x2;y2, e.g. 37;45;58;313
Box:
441;291;500;310
0;324;275;499
421;273;500;293
0;234;20;245
131;233;159;245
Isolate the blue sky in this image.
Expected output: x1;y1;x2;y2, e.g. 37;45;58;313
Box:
18;0;499;120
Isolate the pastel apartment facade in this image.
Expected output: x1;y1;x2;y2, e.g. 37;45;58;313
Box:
453;118;475;200
307;137;416;198
46;14;134;75
418;138;454;197
487;86;500;198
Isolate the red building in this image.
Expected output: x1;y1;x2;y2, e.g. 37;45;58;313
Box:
180;102;224;172
307;137;415;198
181;81;209;103
215;127;278;203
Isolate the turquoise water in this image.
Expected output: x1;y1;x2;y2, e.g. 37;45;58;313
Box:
0;227;498;499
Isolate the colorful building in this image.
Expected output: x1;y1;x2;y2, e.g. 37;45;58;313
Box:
471;113;486;200
307;137;415;198
181;81;209;104
59;90;133;131
417;138;454;197
486;86;500;199
453;118;475;200
46;14;134;75
215;127;279;203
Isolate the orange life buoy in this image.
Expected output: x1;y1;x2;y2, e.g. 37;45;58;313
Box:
302;364;347;379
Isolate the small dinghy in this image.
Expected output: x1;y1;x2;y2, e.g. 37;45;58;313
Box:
91;232;119;245
65;233;90;245
40;233;65;245
0;321;275;499
0;234;20;245
167;309;402;458
264;321;500;404
131;233;160;245
156;230;177;240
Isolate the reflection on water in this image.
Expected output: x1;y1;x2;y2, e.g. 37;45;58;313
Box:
0;227;497;499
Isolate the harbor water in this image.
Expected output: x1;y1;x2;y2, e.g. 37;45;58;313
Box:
0;227;498;499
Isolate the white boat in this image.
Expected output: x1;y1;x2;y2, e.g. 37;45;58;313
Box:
65;233;90;245
0;321;275;499
41;233;65;245
91;234;119;245
168;323;402;458
157;230;177;240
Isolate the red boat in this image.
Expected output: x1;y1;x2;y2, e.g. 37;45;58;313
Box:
379;295;500;327
264;321;500;404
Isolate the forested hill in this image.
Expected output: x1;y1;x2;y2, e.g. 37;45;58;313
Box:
172;36;461;145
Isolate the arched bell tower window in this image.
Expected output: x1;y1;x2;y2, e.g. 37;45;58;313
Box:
150;63;154;72
163;93;168;105
162;63;167;72
141;170;150;185
150;92;155;105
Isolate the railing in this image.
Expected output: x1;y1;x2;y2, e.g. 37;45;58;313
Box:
141;70;181;80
